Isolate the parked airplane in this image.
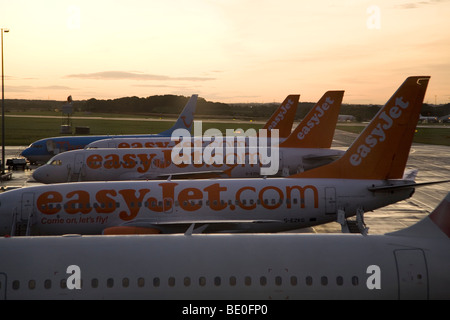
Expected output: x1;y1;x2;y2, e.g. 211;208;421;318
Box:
0;190;448;300
32;91;345;183
19;95;198;164
0;76;440;237
85;94;301;149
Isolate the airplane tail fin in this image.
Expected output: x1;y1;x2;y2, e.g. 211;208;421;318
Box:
262;95;300;138
279;91;344;148
158;94;198;136
290;76;430;180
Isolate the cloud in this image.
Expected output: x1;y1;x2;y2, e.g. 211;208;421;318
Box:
395;0;450;9
6;85;73;92
66;71;215;82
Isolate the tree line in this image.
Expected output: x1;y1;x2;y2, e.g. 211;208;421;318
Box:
4;95;450;122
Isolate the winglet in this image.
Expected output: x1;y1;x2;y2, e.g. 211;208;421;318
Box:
262;95;300;138
158;94;198;136
290;77;430;179
279;91;344;148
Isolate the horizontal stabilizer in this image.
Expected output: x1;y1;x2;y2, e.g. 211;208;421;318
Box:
368;179;450;192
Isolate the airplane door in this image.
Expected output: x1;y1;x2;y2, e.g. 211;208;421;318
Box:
21;192;35;220
0;273;6;300
324;187;336;214
394;249;428;300
74;154;84;174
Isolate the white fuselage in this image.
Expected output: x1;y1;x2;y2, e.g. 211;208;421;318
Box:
32;147;344;183
0;226;448;299
0;177;414;235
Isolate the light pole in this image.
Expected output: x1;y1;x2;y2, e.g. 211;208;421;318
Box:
1;28;9;175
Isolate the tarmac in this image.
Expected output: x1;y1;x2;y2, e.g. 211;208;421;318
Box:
1;128;449;235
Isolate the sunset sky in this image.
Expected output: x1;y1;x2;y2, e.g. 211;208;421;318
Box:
1;0;449;104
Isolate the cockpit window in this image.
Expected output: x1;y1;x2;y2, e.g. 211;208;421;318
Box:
49;160;62;166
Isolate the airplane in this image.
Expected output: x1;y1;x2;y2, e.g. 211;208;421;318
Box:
31;91;345;183
0;76;443;237
0;190;448;300
85;94;301;149
19;94;198;164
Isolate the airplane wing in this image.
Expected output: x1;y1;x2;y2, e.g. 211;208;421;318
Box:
137;169;225;180
102;218;284;235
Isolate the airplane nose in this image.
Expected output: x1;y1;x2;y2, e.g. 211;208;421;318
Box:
32;166;49;183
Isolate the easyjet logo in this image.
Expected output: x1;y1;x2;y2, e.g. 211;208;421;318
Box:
297;97;335;140
350;97;409;166
36;183;319;222
267;98;295;131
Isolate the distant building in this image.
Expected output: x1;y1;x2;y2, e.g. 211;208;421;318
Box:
338;114;356;122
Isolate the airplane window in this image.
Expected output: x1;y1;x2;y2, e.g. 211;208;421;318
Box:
352;276;359;286
214;277;221;286
290;276;298;286
275;276;282;286
245;276;252;286
153;277;160;287
260;276;267;286
199;277;206;287
12;280;20;290
184;277;191;287
137;278;145;288
336;276;344;286
91;278;98;288
28;280;36;290
321;276;328;286
168;277;175;287
122;278;130;288
229;276;236;286
107;278;114;288
44;279;52;289
305;276;313;286
60;279;67;289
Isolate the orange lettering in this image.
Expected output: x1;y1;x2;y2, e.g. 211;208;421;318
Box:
66;190;92;214
118;142;130;148
104;154;120;169
37;191;62;215
122;154;137;169
178;188;202;211
204;183;227;211
147;182;178;212
95;189;118;214
137;153;157;173
259;186;283;210
131;142;143;148
86;154;102;169
236;186;256;210
286;185;318;208
118;189;150;221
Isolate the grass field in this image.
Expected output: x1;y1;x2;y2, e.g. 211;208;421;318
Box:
1;114;449;147
2;115;265;146
336;125;450;146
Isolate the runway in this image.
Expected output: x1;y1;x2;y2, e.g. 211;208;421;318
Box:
1;128;449;235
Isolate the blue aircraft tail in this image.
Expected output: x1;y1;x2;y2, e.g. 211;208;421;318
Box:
158;94;198;136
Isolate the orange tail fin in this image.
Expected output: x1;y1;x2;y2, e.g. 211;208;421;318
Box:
279;91;344;148
263;95;299;138
290;76;430;180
